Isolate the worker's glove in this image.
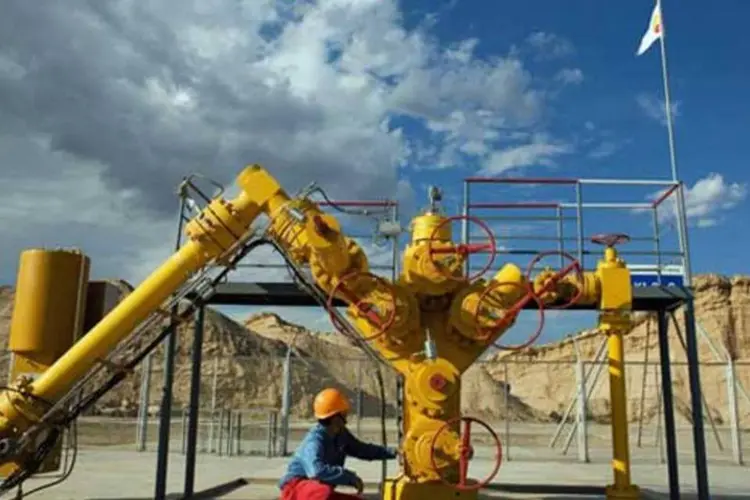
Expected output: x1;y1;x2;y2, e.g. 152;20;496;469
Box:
385;446;398;459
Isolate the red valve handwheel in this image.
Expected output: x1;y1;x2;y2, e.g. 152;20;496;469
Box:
473;281;546;351
429;416;503;491
427;215;497;282
590;233;631;247
525;250;584;310
326;271;398;341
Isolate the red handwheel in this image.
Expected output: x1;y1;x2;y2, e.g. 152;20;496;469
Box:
427;215;497;282
591;233;631;247
525;250;584;309
326;271;397;341
429;416;503;491
473;281;546;350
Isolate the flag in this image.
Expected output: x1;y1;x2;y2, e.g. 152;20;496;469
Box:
636;2;663;56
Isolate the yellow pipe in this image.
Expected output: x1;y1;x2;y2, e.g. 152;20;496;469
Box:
29;241;207;401
0;165;285;433
606;322;631;488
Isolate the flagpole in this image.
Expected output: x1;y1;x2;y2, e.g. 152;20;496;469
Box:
657;0;679;182
655;0;692;286
656;6;709;500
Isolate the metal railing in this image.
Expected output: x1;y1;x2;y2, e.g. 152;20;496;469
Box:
461;176;690;283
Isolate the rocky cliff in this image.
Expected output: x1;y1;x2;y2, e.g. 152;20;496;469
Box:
484;274;750;425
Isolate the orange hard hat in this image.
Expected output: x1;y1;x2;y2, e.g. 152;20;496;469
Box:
313;388;351;420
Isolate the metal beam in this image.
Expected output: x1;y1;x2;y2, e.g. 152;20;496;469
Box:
192;281;691;311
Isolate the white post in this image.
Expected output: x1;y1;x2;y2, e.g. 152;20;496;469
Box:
726;359;743;465
653;363;666;464
279;348;292;456
209;355;218;453
136;353;153;451
575;358;590;463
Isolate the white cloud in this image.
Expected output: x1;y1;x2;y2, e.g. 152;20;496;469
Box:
479;134;573;175
636;93;681;126
555;68;584;85
525;32;575;59
0;1;579;329
587;140;620;159
653;173;747;228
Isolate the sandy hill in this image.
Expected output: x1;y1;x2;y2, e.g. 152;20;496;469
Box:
484;274;750;425
0;274;748;425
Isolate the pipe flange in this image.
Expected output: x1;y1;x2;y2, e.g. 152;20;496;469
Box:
406;359;459;417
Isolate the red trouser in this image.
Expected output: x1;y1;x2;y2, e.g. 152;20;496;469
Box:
280;477;361;500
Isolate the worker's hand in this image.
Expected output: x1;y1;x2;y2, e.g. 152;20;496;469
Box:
352;475;364;494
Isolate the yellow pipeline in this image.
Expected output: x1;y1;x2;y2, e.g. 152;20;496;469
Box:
607;321;630;487
597;244;639;500
0;165;289;434
28;241;208;401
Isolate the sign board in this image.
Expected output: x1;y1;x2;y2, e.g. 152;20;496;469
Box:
630;272;685;288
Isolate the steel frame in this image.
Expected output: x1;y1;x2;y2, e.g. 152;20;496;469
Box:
154;177;709;500
461;176;707;499
461;176;690;282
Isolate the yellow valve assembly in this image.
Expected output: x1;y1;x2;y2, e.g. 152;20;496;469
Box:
0;167;641;500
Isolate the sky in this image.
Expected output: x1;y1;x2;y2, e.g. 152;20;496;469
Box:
0;0;748;346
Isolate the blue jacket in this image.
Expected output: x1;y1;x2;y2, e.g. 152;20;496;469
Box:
278;423;397;489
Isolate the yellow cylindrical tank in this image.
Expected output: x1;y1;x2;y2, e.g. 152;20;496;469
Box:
8;248;90;366
410;213;451;243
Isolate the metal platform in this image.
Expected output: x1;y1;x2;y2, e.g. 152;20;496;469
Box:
192;280;691;312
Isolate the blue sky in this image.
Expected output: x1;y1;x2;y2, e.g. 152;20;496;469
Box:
1;0;747;346
235;0;748;343
393;0;748;275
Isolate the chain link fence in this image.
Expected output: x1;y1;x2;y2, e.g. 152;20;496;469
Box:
66;349;750;466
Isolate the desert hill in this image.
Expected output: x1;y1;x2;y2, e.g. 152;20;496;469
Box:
485;274;750;425
0;274;748;426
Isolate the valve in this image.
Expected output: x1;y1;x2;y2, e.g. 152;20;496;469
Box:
429;416;503;491
474;281;545;350
591;233;630;247
427;215;497;282
326;271;397;341
525;250;584;309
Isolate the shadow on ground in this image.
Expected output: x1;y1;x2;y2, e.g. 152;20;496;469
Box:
86;482;750;500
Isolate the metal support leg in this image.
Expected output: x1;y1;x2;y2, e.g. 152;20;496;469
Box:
683;301;710;499
184;305;205;498
154;321;178;500
155;196;187;500
657;310;679;500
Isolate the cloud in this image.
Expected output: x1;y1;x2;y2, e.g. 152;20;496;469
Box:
0;1;576;329
587;140;624;159
525;32;575;59
479;134;573;175
555;68;584;85
636;93;681;126
653;173;747;228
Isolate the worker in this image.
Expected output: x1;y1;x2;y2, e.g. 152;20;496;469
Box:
278;387;398;499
